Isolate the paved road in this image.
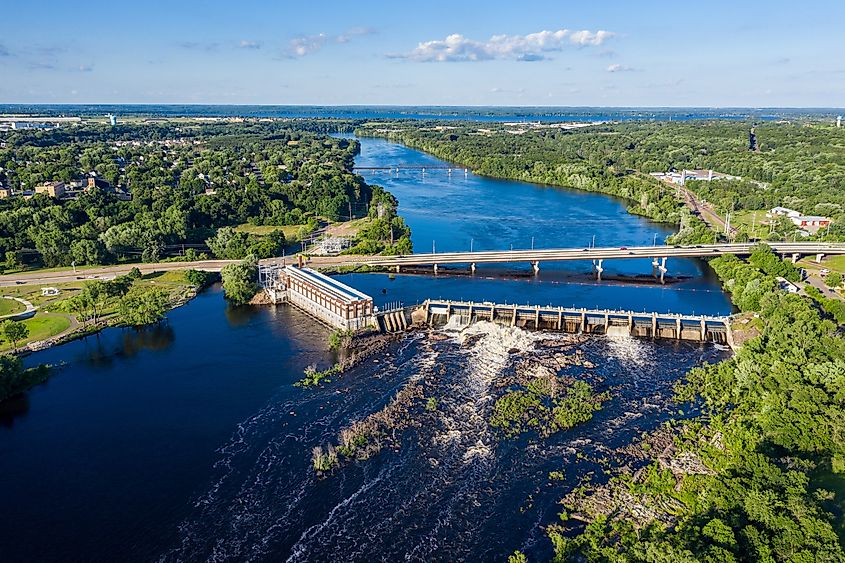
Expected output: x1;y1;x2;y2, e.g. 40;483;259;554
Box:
0;260;237;288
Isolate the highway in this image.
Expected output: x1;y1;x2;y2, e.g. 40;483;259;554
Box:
2;243;843;287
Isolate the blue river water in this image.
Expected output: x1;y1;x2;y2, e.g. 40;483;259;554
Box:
336;137;731;316
0;135;733;562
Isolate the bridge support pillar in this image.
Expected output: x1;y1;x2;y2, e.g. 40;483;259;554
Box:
604;313;609;334
652;313;657;337
652;257;659;278
535;306;541;328
395;265;400;273
581;312;587;333
512;305;518;327
791;253;800;264
817;253;825;264
700;319;706;341
531;261;540;275
594;259;604;281
628;314;633;335
470;262;476;274
676;317;682;339
659;257;668;285
558;309;563;331
434;264;439;275
468;304;473;323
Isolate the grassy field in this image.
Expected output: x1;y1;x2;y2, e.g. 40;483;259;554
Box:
235;223;306;239
0;313;71;352
0;268;201;352
730;210;772;239
0;297;26;316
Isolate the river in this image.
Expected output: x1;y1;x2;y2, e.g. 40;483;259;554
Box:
0;136;731;562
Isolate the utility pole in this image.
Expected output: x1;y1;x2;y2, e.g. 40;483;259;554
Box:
470;238;474;252
531;236;535;250
652;233;658;246
432;240;436;254
591;234;596;248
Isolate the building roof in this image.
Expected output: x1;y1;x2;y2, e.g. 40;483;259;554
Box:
286;266;372;304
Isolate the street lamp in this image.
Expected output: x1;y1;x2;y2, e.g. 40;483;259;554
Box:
432;240;436;254
653;233;658;246
470;238;474;252
531;236;535;250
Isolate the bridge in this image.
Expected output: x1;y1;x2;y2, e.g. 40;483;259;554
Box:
276;242;845;283
353;165;469;175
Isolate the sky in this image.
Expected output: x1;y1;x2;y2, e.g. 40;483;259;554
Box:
1;0;843;107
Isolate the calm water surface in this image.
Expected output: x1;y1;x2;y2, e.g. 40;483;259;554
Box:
0;137;732;562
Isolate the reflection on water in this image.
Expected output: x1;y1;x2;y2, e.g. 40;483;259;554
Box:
0;393;30;428
121;324;176;357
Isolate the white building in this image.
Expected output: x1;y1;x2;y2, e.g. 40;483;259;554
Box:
650;169;740;186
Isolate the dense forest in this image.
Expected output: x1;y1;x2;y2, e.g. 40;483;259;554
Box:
542;245;845;561
357;120;845;243
0;120;409;268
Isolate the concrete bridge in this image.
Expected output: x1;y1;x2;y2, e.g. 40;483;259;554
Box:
411;299;732;344
274;242;845;284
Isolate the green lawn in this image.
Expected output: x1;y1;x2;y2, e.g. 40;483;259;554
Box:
0;297;26;316
0;313;71;352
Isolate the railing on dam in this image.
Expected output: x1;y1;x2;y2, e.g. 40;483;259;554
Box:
419;299;732;344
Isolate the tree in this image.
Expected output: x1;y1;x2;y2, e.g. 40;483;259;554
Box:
1;320;29;352
118;288;169;326
184;269;211;288
220;258;258;305
70;239;109;265
0;355;49;402
825;271;843;288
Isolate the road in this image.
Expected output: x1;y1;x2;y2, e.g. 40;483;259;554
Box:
2;243;844;287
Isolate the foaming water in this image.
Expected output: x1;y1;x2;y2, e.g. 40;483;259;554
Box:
162;322;728;562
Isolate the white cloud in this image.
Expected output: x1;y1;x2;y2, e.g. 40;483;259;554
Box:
606;63;634;72
391;29;614;62
284;28;374;58
238;40;262;50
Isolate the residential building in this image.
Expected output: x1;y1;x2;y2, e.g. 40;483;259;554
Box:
0;187;12;199
34;181;66;198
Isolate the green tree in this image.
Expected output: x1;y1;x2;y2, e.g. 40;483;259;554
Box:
220;258;258;305
825;271;843;288
118;288;169;326
1;320;29;352
184;269;211;288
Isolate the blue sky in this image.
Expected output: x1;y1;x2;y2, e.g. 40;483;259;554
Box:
1;0;843;106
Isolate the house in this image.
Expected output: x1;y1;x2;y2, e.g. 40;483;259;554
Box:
34;181;66;198
790;215;831;232
768;206;800;218
85;177;112;191
0;187;12;199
